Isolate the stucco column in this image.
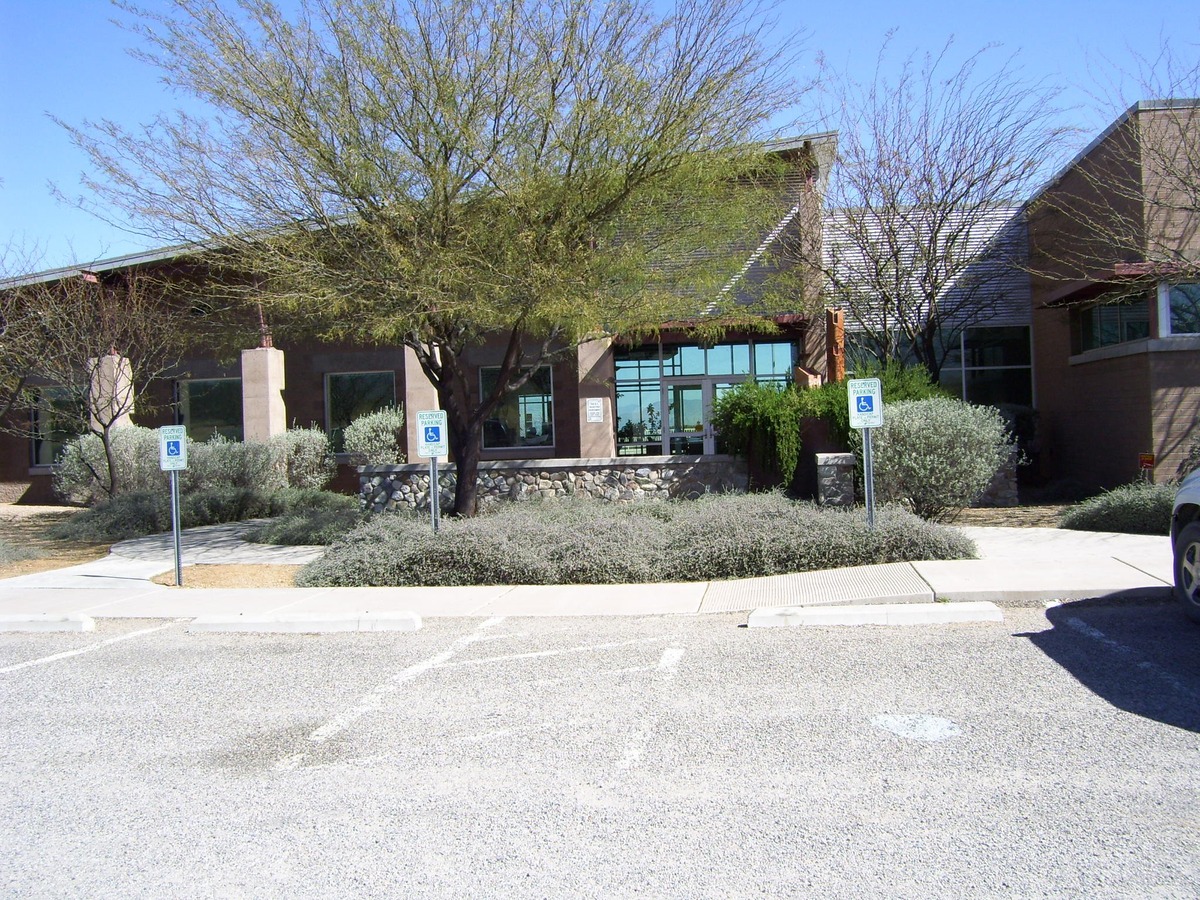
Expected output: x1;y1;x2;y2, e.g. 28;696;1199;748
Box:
402;345;443;461
577;337;616;458
87;352;134;430
241;346;286;441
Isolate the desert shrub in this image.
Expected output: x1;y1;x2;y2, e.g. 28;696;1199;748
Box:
243;491;362;545
183;435;282;492
871;397;1013;522
710;382;803;487
0;539;40;566
343;406;406;465
53;426;166;504
796;362;950;452
269;427;336;489
297;493;975;587
49;491;171;541
1059;481;1174;535
48;486;346;543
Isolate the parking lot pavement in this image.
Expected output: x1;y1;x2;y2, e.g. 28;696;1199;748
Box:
2;601;1198;898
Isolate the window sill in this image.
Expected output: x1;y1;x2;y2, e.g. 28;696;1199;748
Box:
1069;335;1200;365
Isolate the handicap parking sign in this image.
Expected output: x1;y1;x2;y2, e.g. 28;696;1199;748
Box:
847;378;883;429
416;410;449;458
159;425;188;470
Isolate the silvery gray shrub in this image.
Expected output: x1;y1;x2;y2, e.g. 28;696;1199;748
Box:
870;397;1014;522
53;426;166;504
297;493;976;587
343;406;406;465
268;426;335;489
1059;481;1173;535
54;424;336;504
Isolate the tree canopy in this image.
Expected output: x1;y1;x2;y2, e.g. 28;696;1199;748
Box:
801;41;1071;379
63;0;807;513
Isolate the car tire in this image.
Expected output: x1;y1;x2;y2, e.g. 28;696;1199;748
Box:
1173;520;1200;622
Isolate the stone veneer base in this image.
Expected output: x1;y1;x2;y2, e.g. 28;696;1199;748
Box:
360;456;749;512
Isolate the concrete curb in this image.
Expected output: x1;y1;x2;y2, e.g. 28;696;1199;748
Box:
747;601;1004;628
186;611;422;634
0;613;97;632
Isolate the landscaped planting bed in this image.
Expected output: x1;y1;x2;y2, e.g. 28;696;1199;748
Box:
297;492;976;587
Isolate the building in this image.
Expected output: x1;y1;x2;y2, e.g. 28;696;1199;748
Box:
0;135;836;504
1026;99;1200;490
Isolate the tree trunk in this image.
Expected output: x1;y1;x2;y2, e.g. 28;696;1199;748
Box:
436;375;486;518
99;425;119;498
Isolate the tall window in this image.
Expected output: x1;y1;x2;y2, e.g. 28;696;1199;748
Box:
480;367;554;449
1161;282;1200;335
326;371;396;453
1076;299;1151;351
177;378;243;442
939;326;1032;407
31;388;85;467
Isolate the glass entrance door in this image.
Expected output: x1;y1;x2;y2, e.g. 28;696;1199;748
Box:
662;377;745;455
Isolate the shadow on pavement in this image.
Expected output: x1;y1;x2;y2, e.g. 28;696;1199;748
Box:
1018;591;1200;734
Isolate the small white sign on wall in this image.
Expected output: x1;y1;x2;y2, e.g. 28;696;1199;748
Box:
586;397;604;424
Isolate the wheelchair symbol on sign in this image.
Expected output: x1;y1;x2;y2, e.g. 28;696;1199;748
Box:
424;426;441;443
166;440;182;457
856;396;874;413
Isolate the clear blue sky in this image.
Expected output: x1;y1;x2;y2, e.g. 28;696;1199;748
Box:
1;0;1197;270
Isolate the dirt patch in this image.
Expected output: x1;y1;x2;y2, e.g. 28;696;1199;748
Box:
151;564;303;589
0;507;110;580
951;505;1068;528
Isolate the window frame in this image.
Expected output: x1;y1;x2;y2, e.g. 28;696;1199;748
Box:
175;376;244;443
1158;281;1200;336
479;365;555;451
324;370;398;454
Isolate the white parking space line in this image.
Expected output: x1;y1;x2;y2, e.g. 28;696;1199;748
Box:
619;646;686;770
275;617;509;771
437;635;669;669
1065;616;1200;703
0;620;188;675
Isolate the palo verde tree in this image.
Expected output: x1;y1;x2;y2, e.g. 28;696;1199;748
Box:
61;0;805;515
800;40;1072;381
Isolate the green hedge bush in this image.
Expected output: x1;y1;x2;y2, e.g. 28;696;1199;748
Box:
297;493;976;587
710;382;803;487
1059;481;1174;535
872;397;1014;522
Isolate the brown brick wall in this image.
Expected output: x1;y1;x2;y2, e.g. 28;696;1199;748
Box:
1150;347;1200;480
1033;301;1153;490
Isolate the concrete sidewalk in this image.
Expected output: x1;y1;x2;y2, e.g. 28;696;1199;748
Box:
0;521;1175;626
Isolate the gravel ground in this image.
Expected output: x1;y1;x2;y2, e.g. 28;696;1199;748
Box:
1;604;1197;898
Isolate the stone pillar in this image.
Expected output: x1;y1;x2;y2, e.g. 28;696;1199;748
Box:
402;345;444;461
87;353;134;430
816;452;855;506
577;337;616;458
240;346;286;441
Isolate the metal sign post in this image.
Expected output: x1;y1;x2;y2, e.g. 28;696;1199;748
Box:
416;410;449;532
847;378;883;529
158;425;188;584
